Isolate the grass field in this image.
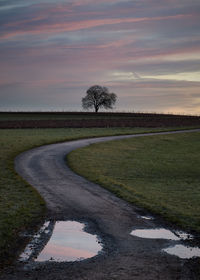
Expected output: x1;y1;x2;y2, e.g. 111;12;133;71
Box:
68;131;200;233
1;126;178;267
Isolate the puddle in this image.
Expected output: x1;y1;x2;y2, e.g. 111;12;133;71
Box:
130;227;199;258
20;221;102;262
130;227;193;241
131;228;181;240
163;244;200;259
140;215;154;220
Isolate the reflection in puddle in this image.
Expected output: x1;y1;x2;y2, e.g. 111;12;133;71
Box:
131;228;180;240
36;221;102;262
140;215;154;220
130;228;193;241
163;244;200;259
130;227;200;259
20;221;102;262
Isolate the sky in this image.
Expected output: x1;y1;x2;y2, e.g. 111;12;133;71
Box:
0;0;200;114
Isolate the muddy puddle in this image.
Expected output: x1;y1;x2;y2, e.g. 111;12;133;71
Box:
163;244;200;259
130;228;182;240
139;215;154;220
130;228;193;241
130;227;200;259
20;221;102;262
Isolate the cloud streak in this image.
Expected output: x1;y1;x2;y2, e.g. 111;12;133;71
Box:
1;13;194;40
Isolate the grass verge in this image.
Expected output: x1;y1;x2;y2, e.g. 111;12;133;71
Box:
68;131;200;233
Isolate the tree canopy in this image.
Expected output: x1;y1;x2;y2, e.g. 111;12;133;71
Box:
82;85;117;113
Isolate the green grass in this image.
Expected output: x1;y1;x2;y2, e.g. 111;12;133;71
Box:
2;126;183;267
68;131;200;232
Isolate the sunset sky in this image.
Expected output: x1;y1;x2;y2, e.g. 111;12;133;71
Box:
0;0;200;113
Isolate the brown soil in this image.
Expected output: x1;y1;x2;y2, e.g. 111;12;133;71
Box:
1;113;200;128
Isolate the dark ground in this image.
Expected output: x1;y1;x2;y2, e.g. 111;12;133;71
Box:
0;112;200;128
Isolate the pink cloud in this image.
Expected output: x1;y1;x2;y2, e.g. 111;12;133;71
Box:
38;243;95;261
1;14;194;40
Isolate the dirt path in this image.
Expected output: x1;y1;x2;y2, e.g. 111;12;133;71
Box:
2;129;200;280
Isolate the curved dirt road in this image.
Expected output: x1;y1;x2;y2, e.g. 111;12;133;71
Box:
3;129;200;279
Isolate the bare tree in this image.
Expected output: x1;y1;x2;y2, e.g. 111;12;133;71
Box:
82;85;117;113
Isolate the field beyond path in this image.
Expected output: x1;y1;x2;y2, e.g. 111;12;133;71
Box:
68;131;200;232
